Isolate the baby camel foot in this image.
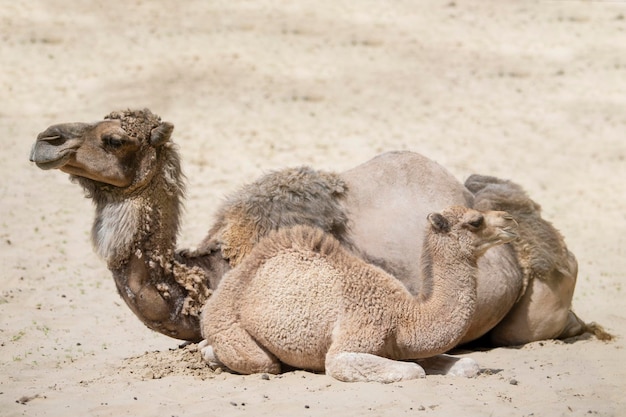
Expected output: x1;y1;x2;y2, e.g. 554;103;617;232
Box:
417;354;480;377
198;339;224;369
326;352;426;383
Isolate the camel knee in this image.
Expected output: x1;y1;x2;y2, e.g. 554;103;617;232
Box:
212;343;281;375
208;326;281;375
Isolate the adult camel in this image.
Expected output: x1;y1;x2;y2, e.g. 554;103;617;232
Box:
29;109;597;350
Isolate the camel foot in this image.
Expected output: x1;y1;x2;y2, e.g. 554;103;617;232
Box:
326;352;426;383
418;354;480;377
198;339;224;369
558;311;613;342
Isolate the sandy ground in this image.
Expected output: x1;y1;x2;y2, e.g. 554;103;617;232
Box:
1;1;626;416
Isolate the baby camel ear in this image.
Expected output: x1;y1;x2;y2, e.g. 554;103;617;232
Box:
427;212;450;233
150;121;174;147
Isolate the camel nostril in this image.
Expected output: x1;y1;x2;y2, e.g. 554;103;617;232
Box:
38;135;65;146
37;126;60;140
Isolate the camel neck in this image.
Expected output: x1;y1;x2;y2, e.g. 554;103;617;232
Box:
92;178;181;271
398;234;478;357
81;148;212;341
85;145;184;270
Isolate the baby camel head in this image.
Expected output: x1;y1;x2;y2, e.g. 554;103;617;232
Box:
427;205;518;257
30;109;174;191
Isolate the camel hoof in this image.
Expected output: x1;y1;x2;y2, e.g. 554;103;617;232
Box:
418;354;480;377
198;339;223;369
446;357;480;377
399;362;427;381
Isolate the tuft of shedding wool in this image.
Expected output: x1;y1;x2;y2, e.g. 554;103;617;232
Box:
466;174;572;298
171;260;213;317
105;108;162;143
204;166;351;266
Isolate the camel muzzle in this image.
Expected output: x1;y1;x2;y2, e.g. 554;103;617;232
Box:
30;123;88;170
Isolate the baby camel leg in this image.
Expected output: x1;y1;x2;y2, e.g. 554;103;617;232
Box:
325;350;425;383
208;324;281;375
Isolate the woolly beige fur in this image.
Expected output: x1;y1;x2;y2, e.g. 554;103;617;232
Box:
202;206;518;382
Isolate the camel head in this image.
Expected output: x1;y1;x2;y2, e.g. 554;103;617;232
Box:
30;109;174;191
427;206;518;257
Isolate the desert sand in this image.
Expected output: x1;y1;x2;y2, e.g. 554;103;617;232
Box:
2;1;625;416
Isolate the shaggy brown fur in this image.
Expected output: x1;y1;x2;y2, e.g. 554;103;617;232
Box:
466;174;570;298
465;174;612;343
200;166;352;266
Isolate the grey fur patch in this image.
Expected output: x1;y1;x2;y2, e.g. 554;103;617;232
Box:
212;166;351;245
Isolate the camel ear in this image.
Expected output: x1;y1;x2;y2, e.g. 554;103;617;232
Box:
428;213;450;233
150;122;174;147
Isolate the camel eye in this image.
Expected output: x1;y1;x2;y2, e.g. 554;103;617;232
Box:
467;216;484;228
102;135;125;150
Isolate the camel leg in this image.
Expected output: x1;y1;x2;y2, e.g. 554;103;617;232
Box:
325;351;425;383
558;311;586;339
417;354;480;377
489;254;579;346
558;311;613;341
208;324;281;375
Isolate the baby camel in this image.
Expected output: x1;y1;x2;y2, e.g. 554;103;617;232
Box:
201;206;518;383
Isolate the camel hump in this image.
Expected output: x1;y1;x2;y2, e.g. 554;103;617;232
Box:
465;174;540;214
207;167;351;265
250;225;345;265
